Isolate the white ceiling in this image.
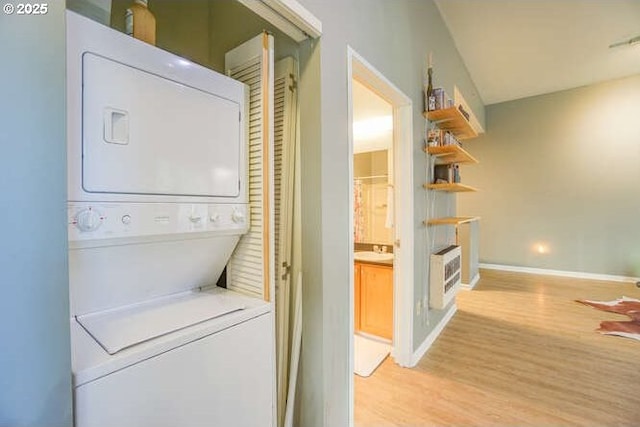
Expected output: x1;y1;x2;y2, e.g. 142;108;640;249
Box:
352;79;393;154
435;0;640;105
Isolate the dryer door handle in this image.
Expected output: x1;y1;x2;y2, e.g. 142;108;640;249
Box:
103;107;129;145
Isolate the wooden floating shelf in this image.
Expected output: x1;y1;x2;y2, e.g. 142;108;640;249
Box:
425;144;478;165
424;216;480;226
424;183;477;192
424;107;478;140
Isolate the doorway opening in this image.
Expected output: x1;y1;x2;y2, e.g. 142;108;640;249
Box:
348;47;415;417
352;78;395;377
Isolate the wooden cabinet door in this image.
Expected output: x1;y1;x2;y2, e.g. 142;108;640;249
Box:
360;264;393;340
354;263;361;332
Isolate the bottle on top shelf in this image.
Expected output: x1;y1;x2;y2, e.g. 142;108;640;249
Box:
126;0;156;46
426;66;435;112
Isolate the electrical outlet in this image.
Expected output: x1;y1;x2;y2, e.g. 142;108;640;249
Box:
423;296;428;311
416;300;422;315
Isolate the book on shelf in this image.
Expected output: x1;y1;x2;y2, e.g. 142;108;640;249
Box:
426;128;461;148
426;87;454;112
457;104;470;121
433;164;461;184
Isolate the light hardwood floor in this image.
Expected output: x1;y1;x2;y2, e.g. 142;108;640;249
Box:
355;269;640;426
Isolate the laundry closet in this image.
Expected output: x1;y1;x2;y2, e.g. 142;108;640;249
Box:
66;2;309;426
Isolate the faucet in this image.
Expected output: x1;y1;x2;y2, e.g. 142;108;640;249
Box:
372;245;387;254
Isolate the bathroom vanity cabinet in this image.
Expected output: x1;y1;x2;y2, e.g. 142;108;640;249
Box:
354;261;393;340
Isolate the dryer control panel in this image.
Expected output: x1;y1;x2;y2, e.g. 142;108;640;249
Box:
68;202;249;243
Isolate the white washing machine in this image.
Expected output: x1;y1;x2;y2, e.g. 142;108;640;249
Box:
66;12;274;427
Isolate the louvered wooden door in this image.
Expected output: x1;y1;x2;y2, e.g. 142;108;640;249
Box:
225;33;275;302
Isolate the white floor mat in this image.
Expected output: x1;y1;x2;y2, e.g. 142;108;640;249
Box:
354;334;391;377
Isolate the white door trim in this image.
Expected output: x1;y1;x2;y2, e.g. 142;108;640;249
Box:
237;0;322;42
347;45;415;424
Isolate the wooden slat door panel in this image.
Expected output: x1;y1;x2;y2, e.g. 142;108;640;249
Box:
225;32;274;301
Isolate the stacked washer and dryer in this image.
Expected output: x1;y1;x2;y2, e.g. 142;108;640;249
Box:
66;11;274;427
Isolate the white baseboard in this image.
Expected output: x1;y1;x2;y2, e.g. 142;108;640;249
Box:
410;303;457;367
461;273;480;290
479;263;639;284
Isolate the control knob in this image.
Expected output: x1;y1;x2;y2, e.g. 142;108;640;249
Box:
189;214;203;224
75;208;103;233
231;208;245;224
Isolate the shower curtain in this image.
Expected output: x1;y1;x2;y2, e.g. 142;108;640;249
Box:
354;179;364;242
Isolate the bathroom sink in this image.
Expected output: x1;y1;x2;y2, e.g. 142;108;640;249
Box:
354;251;394;262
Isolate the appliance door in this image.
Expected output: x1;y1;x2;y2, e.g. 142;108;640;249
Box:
82;53;241;198
74;313;274;427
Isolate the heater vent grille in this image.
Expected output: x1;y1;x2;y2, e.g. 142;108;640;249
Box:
430;245;461;309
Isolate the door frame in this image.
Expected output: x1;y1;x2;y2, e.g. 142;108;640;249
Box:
347;47;415;397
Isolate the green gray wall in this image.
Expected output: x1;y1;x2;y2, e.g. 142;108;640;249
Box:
296;36;323;425
295;0;484;425
111;0;212;67
0;2;72;426
458;74;640;277
110;0;300;73
460;220;479;284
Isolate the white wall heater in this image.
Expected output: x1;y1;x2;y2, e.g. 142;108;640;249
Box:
430;245;461;309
